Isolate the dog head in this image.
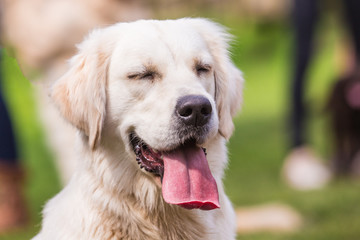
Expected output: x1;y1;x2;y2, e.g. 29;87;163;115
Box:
52;18;243;210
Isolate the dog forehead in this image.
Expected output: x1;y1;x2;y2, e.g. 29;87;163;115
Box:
110;20;210;66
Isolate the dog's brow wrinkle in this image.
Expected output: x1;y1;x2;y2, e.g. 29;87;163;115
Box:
144;63;158;73
152;23;176;62
194;58;211;68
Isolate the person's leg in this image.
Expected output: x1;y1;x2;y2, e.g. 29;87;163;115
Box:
0;50;28;232
283;0;332;190
343;0;360;70
0;84;18;164
339;0;360;175
290;0;319;148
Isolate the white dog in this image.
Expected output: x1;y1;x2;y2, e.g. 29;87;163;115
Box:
33;18;243;240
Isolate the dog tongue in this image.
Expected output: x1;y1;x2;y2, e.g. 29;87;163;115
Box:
161;143;220;210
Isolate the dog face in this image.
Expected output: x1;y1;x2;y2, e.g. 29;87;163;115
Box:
52;19;243;210
108;20;221;151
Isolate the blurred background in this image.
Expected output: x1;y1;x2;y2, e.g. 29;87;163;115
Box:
1;0;360;239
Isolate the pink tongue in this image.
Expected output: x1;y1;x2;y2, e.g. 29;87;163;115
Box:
161;144;220;210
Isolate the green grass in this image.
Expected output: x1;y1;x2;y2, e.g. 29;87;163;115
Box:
1;17;360;240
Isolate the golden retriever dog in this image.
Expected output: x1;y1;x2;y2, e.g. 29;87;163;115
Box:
33;18;243;240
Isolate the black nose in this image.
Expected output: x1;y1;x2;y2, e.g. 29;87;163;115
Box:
176;95;212;127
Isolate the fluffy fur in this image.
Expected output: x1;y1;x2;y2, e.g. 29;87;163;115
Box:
33;18;244;240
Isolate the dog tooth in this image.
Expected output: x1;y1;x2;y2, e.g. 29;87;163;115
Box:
202;148;207;154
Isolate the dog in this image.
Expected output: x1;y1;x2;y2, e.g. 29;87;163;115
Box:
33;18;244;240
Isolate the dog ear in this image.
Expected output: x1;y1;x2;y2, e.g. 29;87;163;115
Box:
215;63;244;140
190;18;244;140
51;30;112;150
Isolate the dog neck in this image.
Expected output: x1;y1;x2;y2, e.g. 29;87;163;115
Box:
73;134;211;239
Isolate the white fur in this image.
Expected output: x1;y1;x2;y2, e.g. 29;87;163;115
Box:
33;18;244;240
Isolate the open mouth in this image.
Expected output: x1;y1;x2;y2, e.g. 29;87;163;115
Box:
130;133;165;178
129;132;220;210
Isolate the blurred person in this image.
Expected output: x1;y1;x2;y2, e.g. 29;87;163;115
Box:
0;49;28;232
283;0;360;190
326;71;360;177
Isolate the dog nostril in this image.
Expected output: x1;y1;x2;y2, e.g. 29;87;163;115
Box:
180;107;193;117
201;105;212;116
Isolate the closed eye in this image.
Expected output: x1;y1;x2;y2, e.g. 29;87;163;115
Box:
141;71;156;80
127;73;140;79
127;71;157;80
195;64;212;76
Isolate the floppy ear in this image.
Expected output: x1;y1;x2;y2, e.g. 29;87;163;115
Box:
215;62;244;140
51;30;112;150
190;18;244;140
